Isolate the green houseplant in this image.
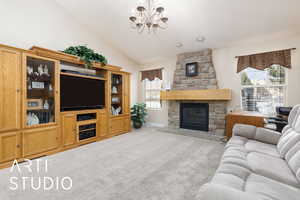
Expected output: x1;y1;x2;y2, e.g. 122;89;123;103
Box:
62;45;107;68
131;103;147;129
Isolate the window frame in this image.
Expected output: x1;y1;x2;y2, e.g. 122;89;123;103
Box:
239;66;288;115
142;77;163;110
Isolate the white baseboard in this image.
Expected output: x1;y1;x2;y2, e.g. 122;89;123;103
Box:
145;122;165;128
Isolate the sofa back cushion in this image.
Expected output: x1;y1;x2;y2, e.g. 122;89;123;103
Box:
285;143;300;182
277;106;300;158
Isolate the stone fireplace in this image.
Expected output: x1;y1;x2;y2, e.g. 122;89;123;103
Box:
167;49;228;136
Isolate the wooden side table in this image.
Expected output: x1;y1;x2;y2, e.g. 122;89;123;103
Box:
226;111;265;140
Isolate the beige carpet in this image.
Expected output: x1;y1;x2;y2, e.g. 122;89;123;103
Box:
0;128;224;200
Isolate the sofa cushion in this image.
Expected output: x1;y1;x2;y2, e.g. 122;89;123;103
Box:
246;173;300;200
285;141;300;182
226;136;280;158
277;130;300;158
247;152;300;188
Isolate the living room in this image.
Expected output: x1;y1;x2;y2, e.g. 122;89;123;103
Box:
0;0;300;199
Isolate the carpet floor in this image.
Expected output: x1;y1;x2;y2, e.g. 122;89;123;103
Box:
0;128;224;200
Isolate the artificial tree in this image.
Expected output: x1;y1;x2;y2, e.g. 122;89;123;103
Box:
131;103;147;129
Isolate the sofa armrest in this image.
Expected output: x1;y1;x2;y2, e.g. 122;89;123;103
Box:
232;124;257;139
197;184;260;200
255;128;281;145
233;124;281;145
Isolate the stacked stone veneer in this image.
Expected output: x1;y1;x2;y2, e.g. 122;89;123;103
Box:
168;49;227;136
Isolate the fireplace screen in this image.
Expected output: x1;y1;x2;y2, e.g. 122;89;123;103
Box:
180;103;209;131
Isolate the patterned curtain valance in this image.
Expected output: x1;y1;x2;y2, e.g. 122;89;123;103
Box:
237;49;294;73
141;68;163;81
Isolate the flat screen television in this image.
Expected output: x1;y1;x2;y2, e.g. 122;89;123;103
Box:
60;75;105;111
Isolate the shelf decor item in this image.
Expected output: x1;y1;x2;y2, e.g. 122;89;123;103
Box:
27;99;43;110
62;45;107;69
131;103;147;129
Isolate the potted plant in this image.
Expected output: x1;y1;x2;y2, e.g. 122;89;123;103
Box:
62;45;107;69
131;103;147;129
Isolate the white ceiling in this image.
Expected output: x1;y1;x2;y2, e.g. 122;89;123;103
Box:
55;0;300;64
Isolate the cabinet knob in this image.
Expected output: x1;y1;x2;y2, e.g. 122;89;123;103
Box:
16;144;20;148
16;89;20;93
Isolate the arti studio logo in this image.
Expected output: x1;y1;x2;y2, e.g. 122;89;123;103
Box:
9;159;73;191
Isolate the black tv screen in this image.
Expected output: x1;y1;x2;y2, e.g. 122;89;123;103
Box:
60;75;105;111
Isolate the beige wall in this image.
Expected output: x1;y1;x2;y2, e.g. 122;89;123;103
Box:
140;35;300;127
0;0;140;104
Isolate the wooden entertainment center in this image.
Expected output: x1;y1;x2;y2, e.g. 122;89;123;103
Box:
0;44;131;168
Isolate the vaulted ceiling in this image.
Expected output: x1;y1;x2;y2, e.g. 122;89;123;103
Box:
55;0;300;64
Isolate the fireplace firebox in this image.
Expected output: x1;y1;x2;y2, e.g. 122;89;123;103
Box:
180;103;209;131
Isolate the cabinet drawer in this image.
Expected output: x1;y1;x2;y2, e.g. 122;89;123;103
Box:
23;127;59;157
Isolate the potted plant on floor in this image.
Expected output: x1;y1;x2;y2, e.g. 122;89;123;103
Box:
131;103;147;129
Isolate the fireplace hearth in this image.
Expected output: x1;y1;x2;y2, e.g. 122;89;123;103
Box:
180;103;209;131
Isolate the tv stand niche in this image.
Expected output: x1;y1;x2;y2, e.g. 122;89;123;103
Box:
0;44;131;169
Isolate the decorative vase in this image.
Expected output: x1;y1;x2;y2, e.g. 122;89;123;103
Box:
133;121;143;129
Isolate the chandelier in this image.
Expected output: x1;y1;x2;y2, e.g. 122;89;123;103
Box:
129;0;168;34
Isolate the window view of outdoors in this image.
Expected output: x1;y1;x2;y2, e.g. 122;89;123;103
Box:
241;65;286;116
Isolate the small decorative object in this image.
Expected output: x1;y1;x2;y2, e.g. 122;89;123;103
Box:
27;66;33;75
43;100;49;109
112;97;119;103
27;99;43;110
32;81;45;89
27;112;40;126
49;84;53;91
43;65;49;76
111;106;122;115
186;62;198;77
112;86;118;94
62;45;107;69
131;103;147;129
38;64;44;76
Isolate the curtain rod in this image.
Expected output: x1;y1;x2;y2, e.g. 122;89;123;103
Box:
235;48;296;58
140;67;164;72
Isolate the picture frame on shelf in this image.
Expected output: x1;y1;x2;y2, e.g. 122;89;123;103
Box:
31;81;45;89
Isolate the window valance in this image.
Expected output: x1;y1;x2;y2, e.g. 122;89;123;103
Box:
237;49;294;73
141;68;163;81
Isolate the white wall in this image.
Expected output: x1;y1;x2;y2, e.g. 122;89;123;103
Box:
140;35;300;127
0;0;139;104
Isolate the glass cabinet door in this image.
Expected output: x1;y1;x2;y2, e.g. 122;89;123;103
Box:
25;55;58;127
111;73;123;116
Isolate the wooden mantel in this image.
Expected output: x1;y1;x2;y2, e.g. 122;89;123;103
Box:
160;89;232;101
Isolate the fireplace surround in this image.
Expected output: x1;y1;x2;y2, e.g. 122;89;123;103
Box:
167;49;228;136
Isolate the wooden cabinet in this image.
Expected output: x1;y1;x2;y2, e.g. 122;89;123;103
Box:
22;126;60;157
226;111;265;139
61;114;76;147
22;53;60;128
0;132;21;163
110;115;131;135
99;111;108;137
0;48;21;132
109;72;131;135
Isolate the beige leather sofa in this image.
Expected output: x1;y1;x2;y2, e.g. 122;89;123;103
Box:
198;105;300;200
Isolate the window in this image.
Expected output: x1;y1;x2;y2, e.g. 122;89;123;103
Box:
143;78;162;109
240;65;286;116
